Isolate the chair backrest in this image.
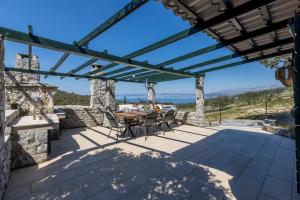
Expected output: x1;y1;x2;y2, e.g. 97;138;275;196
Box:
163;109;175;122
105;111;119;128
144;111;158;126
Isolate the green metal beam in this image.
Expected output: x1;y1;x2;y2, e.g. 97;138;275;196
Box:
132;72;184;82
60;58;97;79
4;67;144;83
77;0;149;46
110;68;145;79
0;26;194;77
109;19;290;79
47;0;149;77
193;49;292;74
45;53;69;78
180;37;293;71
133;49;292;82
86;0;276;77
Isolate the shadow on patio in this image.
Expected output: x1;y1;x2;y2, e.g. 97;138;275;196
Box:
4;125;296;200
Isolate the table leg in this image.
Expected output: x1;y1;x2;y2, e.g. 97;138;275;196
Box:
128;125;135;139
121;126;128;136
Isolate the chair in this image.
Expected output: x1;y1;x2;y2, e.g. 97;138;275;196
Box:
159;110;175;135
137;111;158;140
105;111;126;142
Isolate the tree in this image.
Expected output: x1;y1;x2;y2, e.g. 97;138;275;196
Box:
260;55;289;69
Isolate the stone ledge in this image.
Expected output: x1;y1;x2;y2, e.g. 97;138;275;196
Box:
5;109;19;126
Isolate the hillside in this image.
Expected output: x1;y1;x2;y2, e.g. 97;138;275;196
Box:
54;90;90;106
203;87;294;122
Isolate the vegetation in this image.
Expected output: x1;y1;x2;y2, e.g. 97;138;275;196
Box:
260;55;289;69
202;87;294;122
54;90;90;106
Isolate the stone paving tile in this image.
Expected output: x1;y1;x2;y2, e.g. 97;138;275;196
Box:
229;153;252;167
232;177;262;200
4;184;30;200
257;192;280;200
239;165;269;185
11;185;61;200
4;125;296;200
261;176;292;200
87;187;121;200
30;169;77;192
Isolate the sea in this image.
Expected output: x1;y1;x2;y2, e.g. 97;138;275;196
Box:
116;94;195;104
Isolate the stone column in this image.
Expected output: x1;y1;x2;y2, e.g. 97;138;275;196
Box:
15;53;40;83
90;68;116;126
105;80;116;112
195;75;205;126
0;35;9;199
147;82;156;109
0;35;5;138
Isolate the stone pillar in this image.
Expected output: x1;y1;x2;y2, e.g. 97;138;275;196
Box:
0;35;10;199
147;82;156;109
90;69;116;126
15;53;40;83
0;35;5;137
195;76;205;126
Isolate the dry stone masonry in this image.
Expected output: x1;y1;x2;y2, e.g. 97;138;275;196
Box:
90;68;116;127
195;76;205;126
4;54;57;115
10;127;48;169
57;105;104;129
147;82;156;109
0;35;10;200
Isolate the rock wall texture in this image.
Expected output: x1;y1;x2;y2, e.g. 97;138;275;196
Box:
11;127;48;169
195;76;205;126
0;35;9;199
147;82;156;109
4;83;56;115
176;111;208;127
56;105;104;129
4;54;57;116
0;135;11;200
90;74;116;127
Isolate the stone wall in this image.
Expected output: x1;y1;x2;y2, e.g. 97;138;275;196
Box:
176;111;208;127
0;135;11;199
56;105;104;129
4;53;57;116
147;82;156;109
0;35;11;200
11;127;48;169
90;71;116;127
195;76;205;126
5;83;56;115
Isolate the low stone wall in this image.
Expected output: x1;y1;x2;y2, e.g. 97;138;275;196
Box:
0;110;19;199
11;127;48;169
56;105;104;129
0;135;11;199
176;111;206;127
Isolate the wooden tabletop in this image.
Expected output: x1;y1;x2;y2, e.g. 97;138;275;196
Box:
116;111;148;120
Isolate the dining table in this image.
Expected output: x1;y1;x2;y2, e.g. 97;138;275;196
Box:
115;111;148;138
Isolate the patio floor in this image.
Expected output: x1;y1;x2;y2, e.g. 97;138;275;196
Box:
4;125;299;200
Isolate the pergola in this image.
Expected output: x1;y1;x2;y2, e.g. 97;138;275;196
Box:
0;0;300;193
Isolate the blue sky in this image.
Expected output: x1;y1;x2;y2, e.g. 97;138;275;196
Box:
0;0;281;95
